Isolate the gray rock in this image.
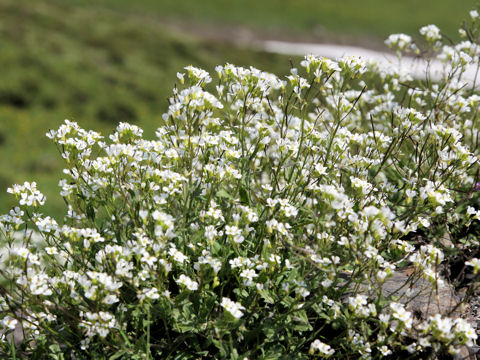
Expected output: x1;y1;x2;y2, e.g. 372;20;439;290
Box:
342;267;480;359
341;267;462;318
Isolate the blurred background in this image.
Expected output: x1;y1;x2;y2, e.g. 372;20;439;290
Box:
0;0;475;217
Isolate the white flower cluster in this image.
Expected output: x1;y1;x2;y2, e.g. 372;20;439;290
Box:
347;294;377;317
309;339;334;357
385;33;418;54
7;181;45;207
420;24;442;42
78;311;118;339
221;297;245;319
176;274;198;291
1;12;480;355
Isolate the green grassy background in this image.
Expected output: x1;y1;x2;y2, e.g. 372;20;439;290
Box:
0;0;477;217
61;0;475;42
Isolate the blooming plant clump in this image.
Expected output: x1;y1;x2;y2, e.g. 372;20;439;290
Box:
1;10;480;359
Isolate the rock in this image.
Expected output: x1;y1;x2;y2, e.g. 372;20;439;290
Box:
4;320;24;347
379;268;461;319
342;267;462;319
342;267;480;358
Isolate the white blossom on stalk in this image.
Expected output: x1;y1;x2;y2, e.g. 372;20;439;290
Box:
176;275;198;291
420;24;441;41
7;181;46;206
1;317;17;330
309;339;334;357
240;269;258;286
220;297;245;319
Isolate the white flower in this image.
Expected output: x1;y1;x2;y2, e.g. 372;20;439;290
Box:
184;65;212;84
14;247;30;259
454;318;478;345
379;345;392;356
283;204;298;218
1;317;17;330
321;279;333;288
176;274;198;291
465;258;480;274
309;339;334;357
204;225;218;241
376;270;388;282
7;181;46;206
225;225;241;237
176;72;185;83
102;294;120;304
240;269;258;286
30;273;53;296
221;297;245;319
229;257;244;269
363;206;379;217
296;286;310;298
195;250;222;273
138;288;160;301
390;302;413;329
168;247;188;264
233;234;245;244
420;24;441;41
385;33;413;51
379;313;390;324
140;253;157;267
45;247;58;255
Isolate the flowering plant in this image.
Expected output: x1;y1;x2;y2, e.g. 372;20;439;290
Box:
1;10;480;359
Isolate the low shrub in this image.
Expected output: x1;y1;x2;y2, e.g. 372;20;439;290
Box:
2;10;480;359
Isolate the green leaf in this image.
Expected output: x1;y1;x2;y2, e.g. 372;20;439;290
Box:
239;186;250;205
118;328;132;346
211;240;222;256
233;288;249;299
127;189;136;199
192;183;204;199
262;344;286;360
230;348;239;360
262;323;276;338
280;296;294;308
48;344;64;360
176;323;198;333
210;337;228;357
217;188;234;200
109;350;128;360
86;203;95;221
259;289;275;304
291;310;312;332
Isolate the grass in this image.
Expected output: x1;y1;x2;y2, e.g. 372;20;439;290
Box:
58;0;476;43
0;0;299;217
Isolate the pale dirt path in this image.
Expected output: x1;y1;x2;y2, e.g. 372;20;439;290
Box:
259;40;480;88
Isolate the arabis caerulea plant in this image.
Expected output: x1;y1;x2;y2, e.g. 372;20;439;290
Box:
1;9;480;359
